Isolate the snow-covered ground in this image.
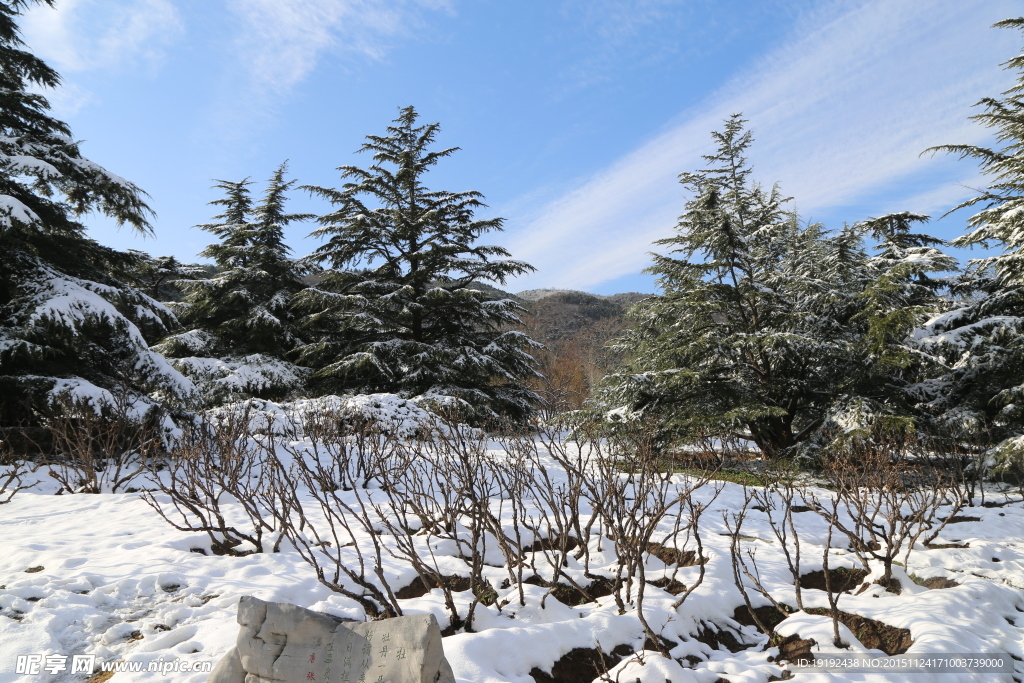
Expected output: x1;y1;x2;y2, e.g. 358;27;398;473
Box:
3;430;1024;683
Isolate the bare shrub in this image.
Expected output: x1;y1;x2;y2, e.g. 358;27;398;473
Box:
817;492;848;648
751;461;805;611
372;417;506;632
371;438;468;627
41;390;161;494
727;469;849;648
920;434;977;546
0;439;35;503
521;423;598;609
143;410;282;555
272;414;404;619
487;429;535;607
813;429;950;588
298;407;397;490
724;488;791;642
585;422;713;656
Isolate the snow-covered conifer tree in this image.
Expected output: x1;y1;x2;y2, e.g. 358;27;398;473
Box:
914;18;1024;458
855;212;956;377
156;163;313;403
293;106;539;420
123;252;208;302
601;117;951;457
0;0;196;431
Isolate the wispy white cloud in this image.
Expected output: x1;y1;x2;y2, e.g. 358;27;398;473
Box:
554;0;793;94
38;80;94;119
225;0;452;97
21;0;181;73
876;174;987;223
204;0;451;143
506;0;1023;291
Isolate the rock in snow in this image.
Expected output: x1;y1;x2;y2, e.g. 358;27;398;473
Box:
209;596;454;683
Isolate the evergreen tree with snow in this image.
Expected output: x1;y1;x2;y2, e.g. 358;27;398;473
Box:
600;117;951;458
156;164;313;403
915;18;1024;460
293;106;539;420
855;212;956;377
0;0;196;432
123;252;208;302
160;164;311;359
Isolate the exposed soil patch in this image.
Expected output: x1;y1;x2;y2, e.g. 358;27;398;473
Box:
912;575;959;589
528;644;634;683
87;671;115;683
522;575;614;605
522;536;579;554
648;577;688;595
925;541;970;549
744;502;812;515
643;634;679;652
395;576;430;599
731;600;910;655
693;622;748;653
945;515;981;524
863;576;903;595
439;618;464;637
646;543;706;567
394;574;473;599
395;574;497;607
805;608;912;655
210;543;254;557
774;633;815;665
732;604;793;633
800;567;869;593
24;566;43;573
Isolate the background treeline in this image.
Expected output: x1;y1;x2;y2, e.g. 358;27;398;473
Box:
0;15;543;440
6;0;1024;474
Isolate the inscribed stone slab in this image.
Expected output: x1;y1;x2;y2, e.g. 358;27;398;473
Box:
208;596;455;683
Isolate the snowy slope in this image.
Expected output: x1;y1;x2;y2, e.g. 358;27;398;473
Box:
2;440;1024;683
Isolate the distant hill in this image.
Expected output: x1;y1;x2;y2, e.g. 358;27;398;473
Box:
516;288;574;302
514;289;652;413
517;290;650;340
516;288;651;305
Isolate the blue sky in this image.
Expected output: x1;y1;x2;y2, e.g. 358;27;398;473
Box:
24;0;1024;295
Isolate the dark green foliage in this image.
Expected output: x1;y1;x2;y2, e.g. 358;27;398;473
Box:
123;252;209;302
0;0;151;274
0;0;195;430
600;116;952;458
856;212;956;373
158;163;313;359
293;106;539;420
915;18;1024;448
